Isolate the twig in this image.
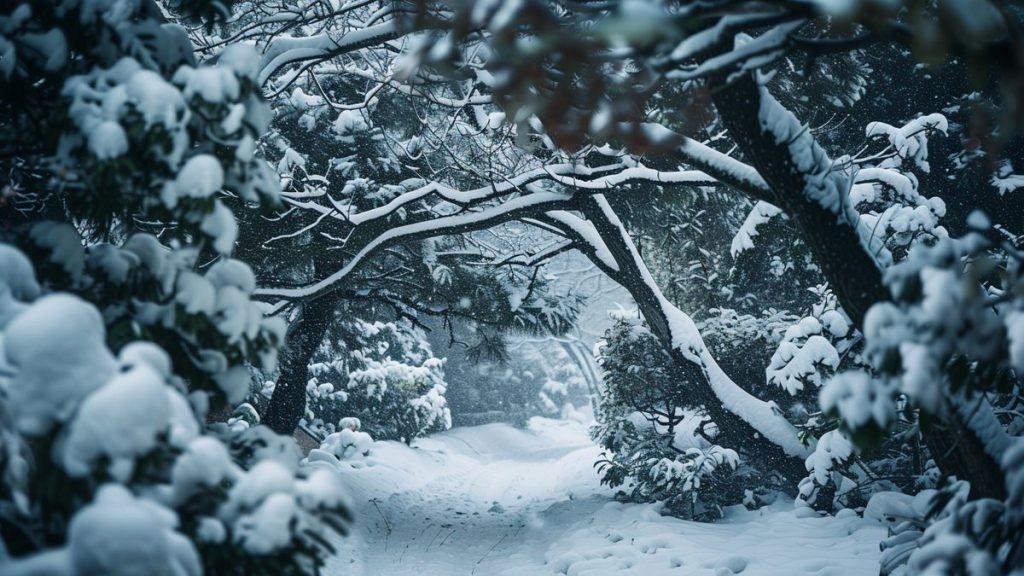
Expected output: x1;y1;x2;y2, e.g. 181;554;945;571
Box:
471;533;508;574
439;528;458;547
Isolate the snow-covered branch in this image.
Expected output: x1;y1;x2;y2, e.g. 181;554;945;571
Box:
255;191;576;300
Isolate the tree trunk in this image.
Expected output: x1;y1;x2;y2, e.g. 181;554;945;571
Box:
711;74;888;328
920;407;1007;500
579;196;809;483
263;294;339;435
711;73;1006;500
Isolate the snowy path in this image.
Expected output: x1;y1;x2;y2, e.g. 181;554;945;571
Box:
319;418;886;576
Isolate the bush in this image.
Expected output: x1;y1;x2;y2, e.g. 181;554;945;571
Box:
0;2;347;573
592;318;751;520
0;247;349;575
293;318;452;443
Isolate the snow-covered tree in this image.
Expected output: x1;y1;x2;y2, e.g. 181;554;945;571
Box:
192;7;592;436
292;317;452;443
0;1;347;573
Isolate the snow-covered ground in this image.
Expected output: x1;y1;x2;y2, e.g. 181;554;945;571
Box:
318;418;886;575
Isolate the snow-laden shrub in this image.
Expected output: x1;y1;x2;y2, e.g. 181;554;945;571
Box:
2;3;278;252
304;418;375;469
592;318;753;520
0;247;349;575
347;354;450;442
0;2;349;573
298;319;452;443
321;428;374;461
766;290;850;398
755;287;888;512
593;415;745;521
309;428;375;470
768;115;998;516
818;227;1024;570
871;465;1024;576
21;225;284;408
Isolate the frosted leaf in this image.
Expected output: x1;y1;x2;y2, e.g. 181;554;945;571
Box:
898;342;941;413
5;294;116;435
804;430;854;485
171;437;235;504
88;120;128;159
30;221;85;281
218;44;260;79
222;103;245;133
68;485;200;576
0;244;40;302
766;305;847;396
88;244;139;285
820;310;849;338
226;460;295;510
730;201;782;258
125;68;188;129
332;109;369;144
819;370;895;431
276;147;306;173
647;445;739;494
165;388;200;449
767;335;840;394
122;234;168;278
175;154;224;199
174;66;240;104
288;87;323;111
852;167;918;206
119;341;172;378
865;113;947;173
990;159;1024;196
206;258;257;294
201;201;238;254
63;360;172;479
212;285;251;342
233;492;298;554
175;272;216;316
63;58;191;182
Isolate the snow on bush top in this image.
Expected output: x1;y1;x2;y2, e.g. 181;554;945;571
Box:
5;293;117;435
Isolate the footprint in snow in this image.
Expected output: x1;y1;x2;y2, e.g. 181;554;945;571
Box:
712;556;748;574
